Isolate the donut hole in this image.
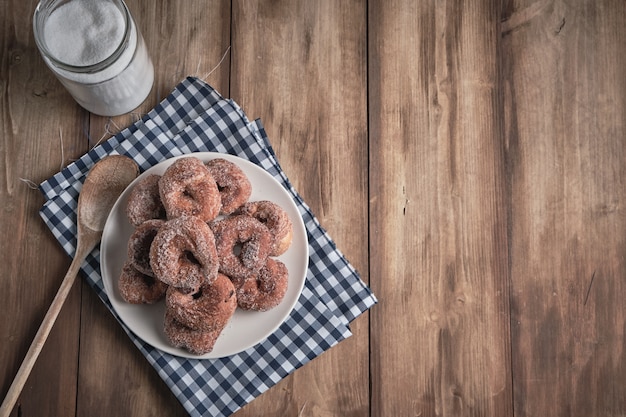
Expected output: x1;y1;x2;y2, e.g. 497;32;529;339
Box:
239;239;262;269
192;288;203;300
182;250;201;266
182;186;199;202
231;242;242;257
255;216;269;226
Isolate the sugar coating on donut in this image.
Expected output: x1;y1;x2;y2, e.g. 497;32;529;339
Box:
163;309;221;355
149;215;219;292
233;258;289;311
127;219;164;277
118;261;168;304
126;174;166;227
237;200;293;256
159;157;221;222
166;273;237;331
205;158;252;214
120;155;296;354
211;215;273;280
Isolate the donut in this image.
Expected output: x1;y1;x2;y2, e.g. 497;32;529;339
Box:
166;273;237;331
126;174;166;226
211;215;273;280
236;201;293;256
149;215;219;292
163;309;222;355
205;158;252;215
159;156;221;222
118;261;168;304
127;219;164;277
232;258;289;311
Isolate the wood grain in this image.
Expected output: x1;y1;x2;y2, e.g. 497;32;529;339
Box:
2;0;626;415
369;0;512;415
230;1;369;415
503;0;626;415
1;1;86;416
76;289;186;416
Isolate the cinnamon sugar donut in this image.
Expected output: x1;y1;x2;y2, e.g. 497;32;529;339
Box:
237;201;293;256
205;158;252;214
127;219;164;277
149;215;219;292
233;258;289;311
159;156;221;222
126;174;166;226
163;309;222;355
166;273;236;331
211;215;273;280
118;261;168;304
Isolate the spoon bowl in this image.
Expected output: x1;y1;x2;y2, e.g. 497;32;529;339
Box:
78;155;139;233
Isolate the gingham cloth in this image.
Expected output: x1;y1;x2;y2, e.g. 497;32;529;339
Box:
39;77;377;417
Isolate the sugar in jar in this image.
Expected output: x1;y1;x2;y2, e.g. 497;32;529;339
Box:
33;0;154;116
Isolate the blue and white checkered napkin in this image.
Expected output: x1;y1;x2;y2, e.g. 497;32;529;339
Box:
39;77;377;417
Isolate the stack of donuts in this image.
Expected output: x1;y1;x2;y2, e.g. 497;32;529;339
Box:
118;156;293;355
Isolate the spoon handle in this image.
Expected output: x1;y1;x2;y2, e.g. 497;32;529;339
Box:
0;241;95;417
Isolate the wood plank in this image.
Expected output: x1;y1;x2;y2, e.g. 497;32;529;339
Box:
74;1;232;416
0;1;89;416
230;1;370;415
503;0;626;415
369;0;512;415
76;289;186;416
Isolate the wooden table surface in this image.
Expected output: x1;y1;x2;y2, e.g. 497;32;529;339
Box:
2;0;626;416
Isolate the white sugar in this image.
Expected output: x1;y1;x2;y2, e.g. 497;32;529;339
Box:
34;0;154;116
43;0;125;66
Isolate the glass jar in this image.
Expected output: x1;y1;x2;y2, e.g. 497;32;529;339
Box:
33;0;154;116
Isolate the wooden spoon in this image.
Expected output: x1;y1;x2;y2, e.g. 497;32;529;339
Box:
0;155;139;417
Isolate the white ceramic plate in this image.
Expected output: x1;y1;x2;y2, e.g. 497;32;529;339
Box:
101;152;308;359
